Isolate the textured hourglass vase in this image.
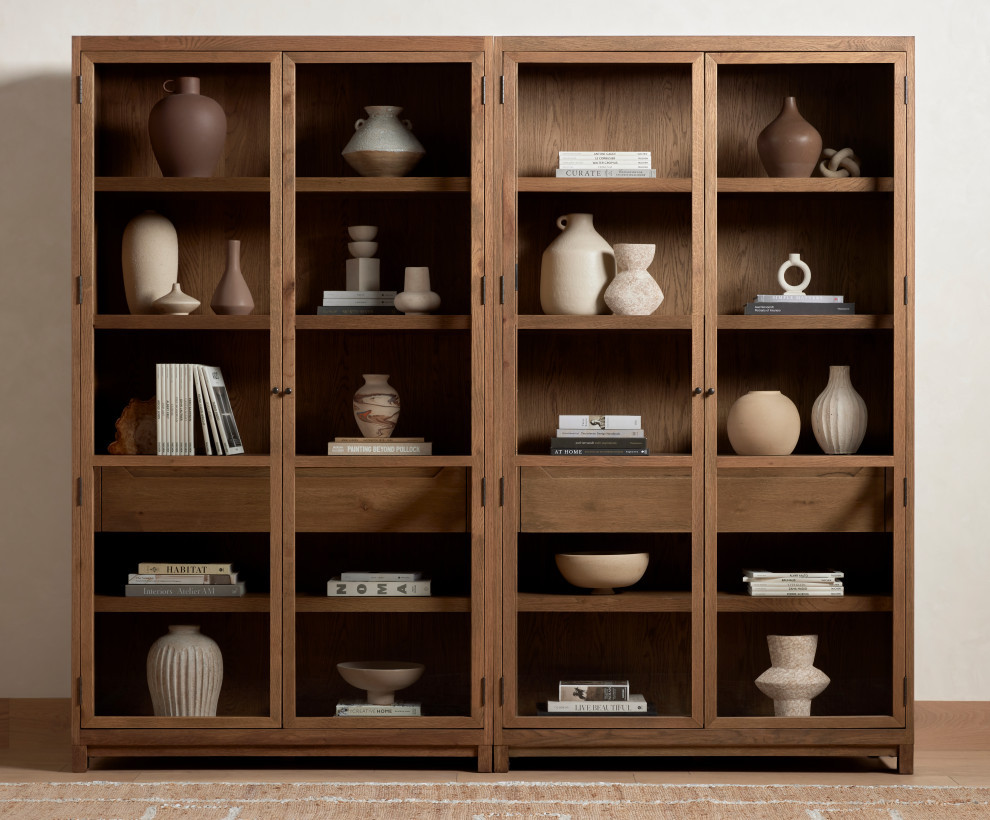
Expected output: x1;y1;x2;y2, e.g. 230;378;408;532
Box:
757;96;822;178
353;374;400;438
147;625;223;717
811;365;868;454
755;634;830;717
211;240;255;315
122;210;178;314
153;283;201;315
604;243;664;315
148;77;227;177
341;106;425;177
395;266;441;314
540;213;614;315
726;390;801;455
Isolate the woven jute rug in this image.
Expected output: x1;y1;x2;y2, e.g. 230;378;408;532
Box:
1;780;988;819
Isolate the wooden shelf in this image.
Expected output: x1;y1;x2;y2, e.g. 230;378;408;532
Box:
296;315;471;331
716;455;895;469
94;315;271;330
718;315;894;330
296;177;470;193
95;177;270;192
717;178;894;193
717;593;893;612
514;454;693;468
91;455;272;467
94;593;270;612
294;455;475;468
296;594;471;613
517;591;692;612
517;177;692;193
517;315;692;330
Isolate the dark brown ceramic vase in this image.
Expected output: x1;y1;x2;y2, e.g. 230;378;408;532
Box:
148;77;227;177
210;240;255;315
756;96;822;178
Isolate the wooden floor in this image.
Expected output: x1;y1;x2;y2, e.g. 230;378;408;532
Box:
2;700;989;786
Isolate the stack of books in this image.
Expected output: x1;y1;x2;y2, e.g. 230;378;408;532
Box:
327;571;431;597
317;290;399;316
541;680;655;715
743;569;845;597
743;293;855;315
551;415;648;456
125;562;245;597
328;437;432;455
556;151;656;178
155;364;243;456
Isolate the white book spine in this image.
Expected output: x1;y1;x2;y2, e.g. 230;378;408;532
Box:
748;589;845;597
754;294;844;302
186;363;194;456
559;160;653;168
164;364;174;456
197;366;222;454
176;363;186;456
322;298;396;307
555;168;657;178
339;572;423;581
204;366;245;455
555;429;646;438
327;578;431;596
559;151;651;159
322;291;397;298
545;695;647;712
328;443;432;455
156;364;163;456
558;415;641;429
193;364;213;455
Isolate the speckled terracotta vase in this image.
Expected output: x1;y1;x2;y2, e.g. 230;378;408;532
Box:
755;634;830;717
148;77;226;177
757;97;822;178
604;243;664;315
811;366;868;454
352;374;400;438
147;625;223;717
341;106;425;177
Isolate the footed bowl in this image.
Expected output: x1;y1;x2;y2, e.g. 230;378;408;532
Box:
336;661;424;705
555;552;649;595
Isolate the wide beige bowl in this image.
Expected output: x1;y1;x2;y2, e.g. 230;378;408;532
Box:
337;661;424;705
555;552;649;595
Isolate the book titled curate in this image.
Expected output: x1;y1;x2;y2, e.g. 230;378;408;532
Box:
743;302;855;315
544;694;648;713
559;681;629;701
551;448;649;456
556;168;657;178
327;578;431;596
125;582;246;597
128;573;238;584
138;563;233;574
335;701;421;716
550;437;647;449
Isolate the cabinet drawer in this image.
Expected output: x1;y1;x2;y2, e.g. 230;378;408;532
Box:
99;467;270;532
718;467;890;532
296;467;467;532
520;467;692;533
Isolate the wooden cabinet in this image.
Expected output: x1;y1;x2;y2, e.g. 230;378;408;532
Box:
72;35;913;775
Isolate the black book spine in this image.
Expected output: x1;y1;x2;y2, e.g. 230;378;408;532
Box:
550;448;650;456
550;437;646;449
743;302;856;315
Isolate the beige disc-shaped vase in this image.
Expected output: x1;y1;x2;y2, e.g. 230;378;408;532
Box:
153;283;201;315
353;374;400;438
757;96;822;178
148;77;227;177
726;390;801;455
755;634;830;717
122;210;178;314
540;213;614;315
341;106;425;177
147;625;223;717
811;365;868;454
604;243;664;315
210;240;255;315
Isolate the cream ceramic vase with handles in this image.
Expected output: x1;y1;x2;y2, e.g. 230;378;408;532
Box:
341;106;425;177
540;213;615;315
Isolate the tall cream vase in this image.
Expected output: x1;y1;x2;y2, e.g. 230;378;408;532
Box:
811;365;868;454
147;625;223;717
121;210;178;314
540;213;614;315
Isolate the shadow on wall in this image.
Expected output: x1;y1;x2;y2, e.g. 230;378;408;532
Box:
0;73;72;697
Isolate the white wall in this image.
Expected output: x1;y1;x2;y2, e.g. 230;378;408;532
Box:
1;0;987;700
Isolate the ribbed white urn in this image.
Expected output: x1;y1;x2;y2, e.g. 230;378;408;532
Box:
122;210;178;314
147;625;223;717
755;634;830;717
811;365;868;454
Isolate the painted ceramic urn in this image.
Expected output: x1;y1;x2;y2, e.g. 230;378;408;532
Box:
148;77;227;177
757;96;822;178
540;213;615;315
352;374;401;438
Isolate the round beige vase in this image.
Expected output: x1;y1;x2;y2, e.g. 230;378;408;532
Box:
122;210;178;314
153;283;200;315
755;634;830;717
540;213;614;315
341;106;425;177
726;390;801;455
352;374;400;438
146;625;223;717
395;266;441;315
604;243;664;316
811;365;868;454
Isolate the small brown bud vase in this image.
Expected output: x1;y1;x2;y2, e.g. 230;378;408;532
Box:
210;240;255;315
756;96;822;178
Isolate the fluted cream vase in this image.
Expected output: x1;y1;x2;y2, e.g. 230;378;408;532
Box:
147;625;223;717
122;210;178;314
811;365;868;454
755;634;830;717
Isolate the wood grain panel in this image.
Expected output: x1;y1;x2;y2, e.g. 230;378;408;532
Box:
516;63;692;178
94;594;270;612
517;194;693;316
295;61;471;177
94;62;271;177
100;467;270;531
520;467;692;532
717;194;894;315
916;702;990;751
716;62;895;177
718;468;887;532
295;467;467;532
716;330;894;456
718;178;893;193
517;331;692;455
